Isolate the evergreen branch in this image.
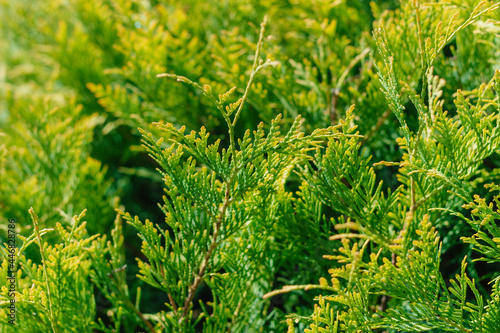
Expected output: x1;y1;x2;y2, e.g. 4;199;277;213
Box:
435;315;472;333
446;2;500;48
180;170;235;325
378;252;396;313
88;249;158;333
109;271;158;333
123;294;158;333
413;0;430;103
29;208;59;333
227;282;251;333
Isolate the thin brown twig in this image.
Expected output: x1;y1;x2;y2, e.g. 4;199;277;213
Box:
158;263;178;313
127;298;158;333
180;179;233;325
329;88;340;125
379;176;416;313
329;47;370;125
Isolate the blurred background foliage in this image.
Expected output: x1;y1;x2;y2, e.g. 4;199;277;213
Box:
1;0;500;332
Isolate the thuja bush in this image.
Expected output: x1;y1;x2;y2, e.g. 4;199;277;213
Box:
1;0;500;332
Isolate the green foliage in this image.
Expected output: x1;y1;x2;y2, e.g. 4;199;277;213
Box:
0;209;97;332
1;0;500;332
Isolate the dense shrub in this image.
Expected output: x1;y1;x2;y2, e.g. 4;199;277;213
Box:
1;0;500;332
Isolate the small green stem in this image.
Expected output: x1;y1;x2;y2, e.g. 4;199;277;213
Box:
230;15;269;155
231;16;268;129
